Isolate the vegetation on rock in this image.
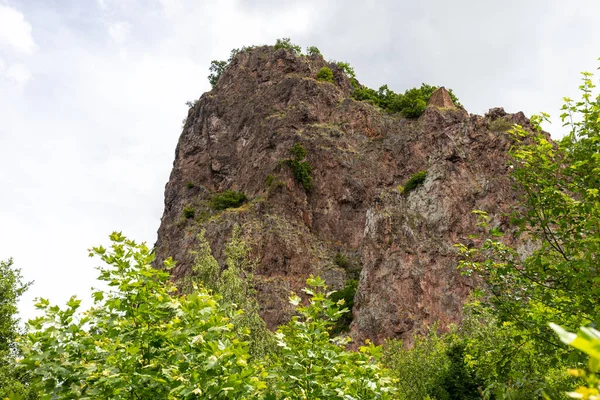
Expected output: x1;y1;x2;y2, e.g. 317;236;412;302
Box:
403;170;427;194
183;205;195;218
288;143;313;190
315;66;334;83
211;190;248;210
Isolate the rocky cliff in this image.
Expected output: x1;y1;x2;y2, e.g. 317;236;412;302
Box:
154;45;531;343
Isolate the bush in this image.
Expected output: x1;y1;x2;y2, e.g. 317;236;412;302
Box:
211;190;248;210
0;259;33;399
186;181;194;189
18;233;264;399
316;67;334;83
274;37;301;56
183;205;195;218
403;171;427;194
289;142;307;160
207;60;227;87
288;143;312;190
334;252;350;269
336;61;355;79
487;117;513;132
330;279;358;334
267;276;397;398
306;46;321;56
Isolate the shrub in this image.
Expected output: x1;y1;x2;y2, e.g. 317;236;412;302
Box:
330;279;358;334
306;46;321;56
18;233;264;399
288;143;312;190
487;117;513;132
0;259;33;400
274;37;301;56
336;61;355;79
403;171;427;194
289;142;307;159
211;190;248;210
267;276;397;398
186;181;194;189
316;67;334;83
183;205;195;218
207;60;227;87
334;252;350;269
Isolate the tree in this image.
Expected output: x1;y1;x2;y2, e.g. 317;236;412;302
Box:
184;227;274;358
267;276;397;399
208;60;228;87
19;233;265;399
0;259;32;399
456;66;600;359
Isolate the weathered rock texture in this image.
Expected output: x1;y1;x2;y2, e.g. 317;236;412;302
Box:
155;45;531;343
427;87;456;109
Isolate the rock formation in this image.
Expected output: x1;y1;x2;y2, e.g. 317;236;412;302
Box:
154;45;531;343
427;87;456;109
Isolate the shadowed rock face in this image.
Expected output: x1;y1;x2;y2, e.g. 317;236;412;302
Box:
154;45;531;343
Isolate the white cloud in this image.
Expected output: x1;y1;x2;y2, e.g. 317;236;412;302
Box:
108;21;131;44
0;5;36;54
5;62;31;84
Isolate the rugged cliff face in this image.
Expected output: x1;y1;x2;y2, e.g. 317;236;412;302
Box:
154;45;530;343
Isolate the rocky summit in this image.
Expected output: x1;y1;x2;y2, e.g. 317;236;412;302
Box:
154;45;532;343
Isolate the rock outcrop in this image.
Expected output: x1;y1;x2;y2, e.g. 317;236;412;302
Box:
154;45;530;343
427;87;456;109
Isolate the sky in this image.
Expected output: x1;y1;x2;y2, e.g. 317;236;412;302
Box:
1;0;600;322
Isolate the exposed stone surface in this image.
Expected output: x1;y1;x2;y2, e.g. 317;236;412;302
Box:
154;46;532;343
427;87;456;108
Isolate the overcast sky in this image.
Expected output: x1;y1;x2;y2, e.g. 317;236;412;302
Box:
2;0;599;322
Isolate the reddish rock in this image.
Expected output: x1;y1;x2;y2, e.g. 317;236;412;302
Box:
427;87;455;108
154;46;533;343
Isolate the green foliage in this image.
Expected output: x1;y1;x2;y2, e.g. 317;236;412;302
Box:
383;327;453;400
207;46;256;87
352;82;460;118
384;307;572;399
315;66;334;83
403;170;427;194
306;46;321;56
330;279;358;334
185;99;199;108
211;190;248;210
19;233;265;399
551;324;600;399
288;143;313;190
0;259;33;400
265;174;275;187
183;205;195;218
267;276;397;398
487;117;514;132
186;227;274;358
456;68;600;351
333;252;350;270
15;232;396;399
186;181;194;189
208;60;228;87
336;61;356;79
273;38;301;56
